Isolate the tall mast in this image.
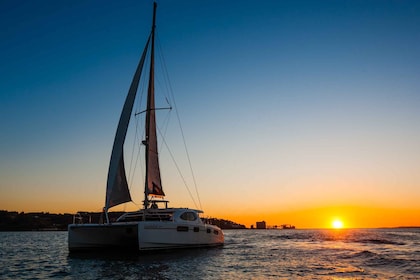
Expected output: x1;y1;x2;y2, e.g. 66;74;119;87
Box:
144;2;165;208
103;24;152;221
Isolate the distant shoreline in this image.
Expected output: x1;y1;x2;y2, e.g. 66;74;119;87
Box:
1;210;419;231
0;210;246;231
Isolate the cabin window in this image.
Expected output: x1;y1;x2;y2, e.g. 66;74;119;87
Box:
180;212;197;221
177;226;189;232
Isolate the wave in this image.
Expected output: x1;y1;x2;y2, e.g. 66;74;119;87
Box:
352;250;378;259
348;249;418;274
268;231;406;246
265;231;402;244
355;238;405;245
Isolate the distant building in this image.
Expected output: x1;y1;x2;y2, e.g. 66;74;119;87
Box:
256;221;266;229
281;224;295;229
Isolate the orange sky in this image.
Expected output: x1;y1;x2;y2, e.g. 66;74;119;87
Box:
216;206;420;229
2;194;419;229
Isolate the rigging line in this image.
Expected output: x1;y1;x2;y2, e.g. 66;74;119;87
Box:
132;113;146;202
175;108;203;210
129;93;148;199
127;59;147;186
157;109;171;153
129;117;144;196
127;102;144;184
156;33;203;211
150;59;171;108
156;34;173;107
127;116;139;186
156;125;199;209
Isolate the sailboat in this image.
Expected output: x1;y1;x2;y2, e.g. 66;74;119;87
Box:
68;2;224;251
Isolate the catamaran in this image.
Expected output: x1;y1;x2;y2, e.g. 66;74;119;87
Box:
68;2;224;251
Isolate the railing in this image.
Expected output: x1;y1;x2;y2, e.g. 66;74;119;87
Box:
72;212;92;224
116;210;173;222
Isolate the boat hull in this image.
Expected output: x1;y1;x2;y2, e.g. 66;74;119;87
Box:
138;222;224;250
68;221;224;252
68;222;139;252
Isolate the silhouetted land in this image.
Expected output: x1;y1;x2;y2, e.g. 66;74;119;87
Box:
0;210;246;231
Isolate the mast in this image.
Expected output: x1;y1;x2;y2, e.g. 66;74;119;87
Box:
144;2;165;208
103;5;158;223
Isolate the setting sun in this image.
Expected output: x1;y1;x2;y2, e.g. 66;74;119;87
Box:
332;219;344;229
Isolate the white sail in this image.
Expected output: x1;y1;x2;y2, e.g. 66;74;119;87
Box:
105;36;151;211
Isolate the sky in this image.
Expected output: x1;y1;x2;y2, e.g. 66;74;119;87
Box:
1;0;419;229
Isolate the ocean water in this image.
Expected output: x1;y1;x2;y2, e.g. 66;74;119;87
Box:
0;228;419;279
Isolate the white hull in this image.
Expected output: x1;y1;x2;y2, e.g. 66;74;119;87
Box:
138;222;223;250
68;209;224;252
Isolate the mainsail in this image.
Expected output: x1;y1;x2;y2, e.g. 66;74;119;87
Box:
104;36;151;211
145;2;165;200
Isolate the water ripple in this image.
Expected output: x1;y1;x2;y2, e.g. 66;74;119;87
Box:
1;228;419;279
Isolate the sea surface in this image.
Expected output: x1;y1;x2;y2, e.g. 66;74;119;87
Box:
0;228;419;279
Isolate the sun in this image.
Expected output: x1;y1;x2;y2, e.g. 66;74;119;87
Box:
332;219;344;229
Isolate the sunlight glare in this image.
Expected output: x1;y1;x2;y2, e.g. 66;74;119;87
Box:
332;219;344;229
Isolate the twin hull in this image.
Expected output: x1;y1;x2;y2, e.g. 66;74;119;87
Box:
68;221;224;251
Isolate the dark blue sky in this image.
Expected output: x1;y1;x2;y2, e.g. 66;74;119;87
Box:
1;0;419;222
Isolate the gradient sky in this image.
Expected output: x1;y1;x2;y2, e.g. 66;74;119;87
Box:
1;0;419;228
